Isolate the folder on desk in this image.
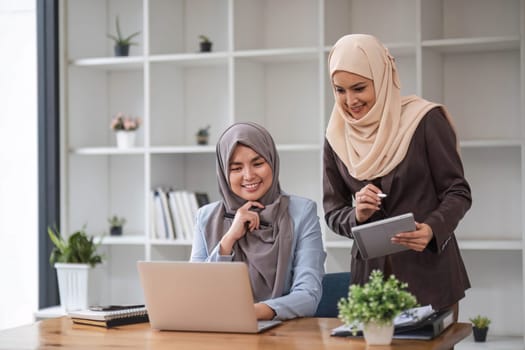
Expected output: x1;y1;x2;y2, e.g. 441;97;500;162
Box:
331;308;454;340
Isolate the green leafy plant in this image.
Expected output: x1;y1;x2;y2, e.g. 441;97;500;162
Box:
107;16;141;46
108;215;126;228
338;270;418;335
48;226;103;267
196;125;210;137
198;35;211;44
469;315;491;329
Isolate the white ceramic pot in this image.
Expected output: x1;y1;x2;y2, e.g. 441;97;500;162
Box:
116;131;136;148
54;263;104;312
362;321;394;346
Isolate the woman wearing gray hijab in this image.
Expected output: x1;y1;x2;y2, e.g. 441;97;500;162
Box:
190;122;326;320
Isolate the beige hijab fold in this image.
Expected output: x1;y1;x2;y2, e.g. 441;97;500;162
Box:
326;34;454;180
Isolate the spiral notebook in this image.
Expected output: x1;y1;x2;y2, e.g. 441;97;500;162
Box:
68;306;149;328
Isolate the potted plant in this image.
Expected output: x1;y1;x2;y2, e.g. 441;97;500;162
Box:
48;226;104;311
108;215;126;236
469;315;490;342
107;16;141;57
110;112;141;148
196;125;211;145
338;270;418;345
198;35;213;52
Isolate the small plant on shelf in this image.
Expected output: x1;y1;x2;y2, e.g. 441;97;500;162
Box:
108;215;126;236
198;35;213;52
196;125;211;145
107;16;141;57
110;112;141;132
469;315;490;342
48;226;104;267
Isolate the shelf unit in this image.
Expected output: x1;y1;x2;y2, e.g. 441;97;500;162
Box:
60;0;524;340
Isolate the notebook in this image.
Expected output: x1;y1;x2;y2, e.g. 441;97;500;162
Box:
68;306;149;328
137;261;282;333
351;213;415;259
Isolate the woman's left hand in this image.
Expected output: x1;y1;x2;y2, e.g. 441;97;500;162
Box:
391;222;433;252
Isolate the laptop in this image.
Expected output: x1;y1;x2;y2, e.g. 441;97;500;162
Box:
137;261;282;333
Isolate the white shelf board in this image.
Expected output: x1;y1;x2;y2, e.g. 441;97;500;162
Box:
233;47;319;63
71;144;321;155
95;235;145;245
460;139;522;148
70;56;144;70
422;36;520;53
324;239;522;251
70;147;145;155
149;52;229;66
150;239;192;246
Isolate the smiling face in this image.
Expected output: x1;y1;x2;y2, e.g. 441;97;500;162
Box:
228;144;273;201
332;71;376;120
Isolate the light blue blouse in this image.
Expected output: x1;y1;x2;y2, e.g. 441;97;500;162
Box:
190;195;326;320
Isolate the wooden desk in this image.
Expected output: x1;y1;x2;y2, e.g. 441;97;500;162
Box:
0;317;471;350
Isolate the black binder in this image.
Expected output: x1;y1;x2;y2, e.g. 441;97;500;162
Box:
331;309;454;340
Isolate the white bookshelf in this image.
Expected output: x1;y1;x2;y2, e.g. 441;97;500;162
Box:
60;0;525;341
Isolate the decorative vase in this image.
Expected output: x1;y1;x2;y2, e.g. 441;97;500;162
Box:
114;44;130;57
362;321;394;346
116;130;136;148
472;327;488;342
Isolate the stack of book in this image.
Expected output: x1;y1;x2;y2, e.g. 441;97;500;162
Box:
68;305;149;328
151;188;210;241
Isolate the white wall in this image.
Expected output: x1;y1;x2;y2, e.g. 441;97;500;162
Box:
0;0;38;330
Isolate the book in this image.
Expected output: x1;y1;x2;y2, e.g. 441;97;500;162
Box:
168;190;186;241
69;306;149;328
194;192;210;207
156;187;176;239
331;305;454;340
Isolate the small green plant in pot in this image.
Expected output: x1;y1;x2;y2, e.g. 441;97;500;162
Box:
108;215;126;236
198;35;212;52
48;226;104;311
338;270;418;346
196;125;211;145
107;16;141;57
469;315;490;342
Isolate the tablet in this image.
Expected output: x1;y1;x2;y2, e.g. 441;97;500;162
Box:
351;213;415;260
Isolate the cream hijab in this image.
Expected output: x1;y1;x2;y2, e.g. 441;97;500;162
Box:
326;34;454;180
205;122;293;302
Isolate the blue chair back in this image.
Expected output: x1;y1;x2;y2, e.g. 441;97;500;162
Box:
314;272;351;317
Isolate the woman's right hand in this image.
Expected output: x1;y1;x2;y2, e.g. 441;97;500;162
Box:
219;201;265;255
354;184;384;223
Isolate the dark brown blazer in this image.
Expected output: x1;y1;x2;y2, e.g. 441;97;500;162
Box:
323;107;471;310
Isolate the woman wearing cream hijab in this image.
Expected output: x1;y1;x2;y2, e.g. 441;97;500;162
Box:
323;34;471;319
191;122;325;320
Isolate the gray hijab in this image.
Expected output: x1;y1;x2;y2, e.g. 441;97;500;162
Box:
205;122;293;302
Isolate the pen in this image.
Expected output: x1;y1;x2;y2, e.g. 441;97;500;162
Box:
378;193;387;198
